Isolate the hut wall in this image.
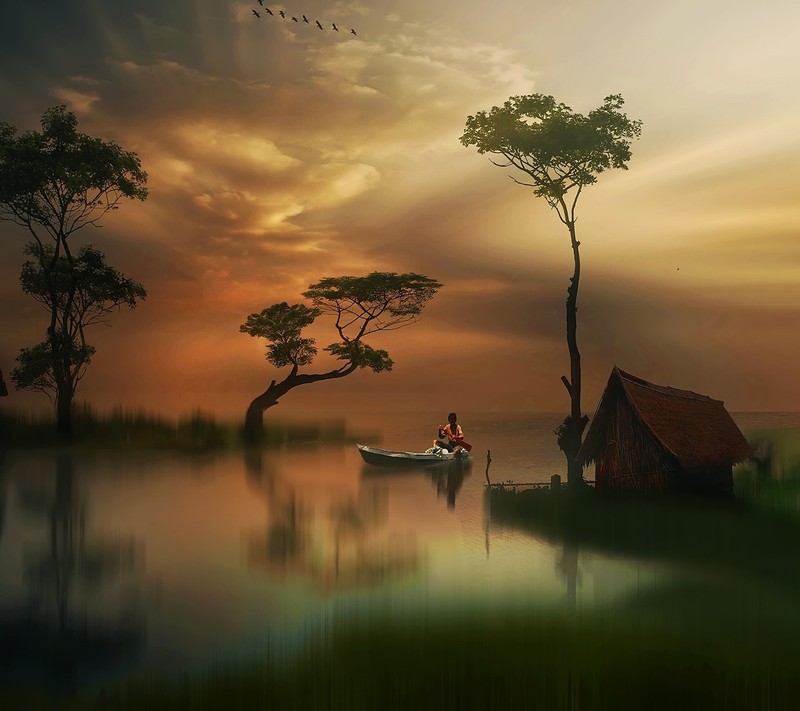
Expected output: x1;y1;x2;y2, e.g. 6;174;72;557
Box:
600;397;674;493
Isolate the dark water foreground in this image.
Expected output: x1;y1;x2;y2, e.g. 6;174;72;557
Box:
1;412;800;709
5;610;799;710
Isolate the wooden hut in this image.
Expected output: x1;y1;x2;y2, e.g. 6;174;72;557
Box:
576;367;753;495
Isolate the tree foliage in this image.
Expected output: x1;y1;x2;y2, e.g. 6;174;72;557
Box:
240;303;320;369
242;272;441;376
0;106;148;259
12;337;95;401
460;94;642;221
303;272;441;336
325;341;394;373
20;242;146;328
12;243;146;400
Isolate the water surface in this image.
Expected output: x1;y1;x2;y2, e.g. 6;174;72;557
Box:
1;411;799;691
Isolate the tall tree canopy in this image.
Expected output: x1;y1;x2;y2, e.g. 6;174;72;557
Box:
461;94;642;488
241;272;442;439
0;106;148;435
0;106;148;262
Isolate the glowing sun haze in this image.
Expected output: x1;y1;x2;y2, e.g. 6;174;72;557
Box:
1;0;799;418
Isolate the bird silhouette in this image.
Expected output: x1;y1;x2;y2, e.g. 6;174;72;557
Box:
302;14;309;22
252;9;261;18
278;10;285;18
315;19;323;29
332;22;339;31
292;16;298;21
265;7;273;14
350;28;357;35
257;0;263;5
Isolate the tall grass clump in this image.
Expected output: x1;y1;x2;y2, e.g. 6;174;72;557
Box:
0;405;229;450
735;428;800;516
0;405;372;452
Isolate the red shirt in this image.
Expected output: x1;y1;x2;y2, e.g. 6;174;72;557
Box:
441;423;463;442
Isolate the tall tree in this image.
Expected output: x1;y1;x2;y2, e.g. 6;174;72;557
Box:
0;106;147;435
461;94;641;488
11;243;146;427
241;272;442;440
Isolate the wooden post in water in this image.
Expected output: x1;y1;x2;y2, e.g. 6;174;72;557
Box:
551;473;561;493
485;450;492;485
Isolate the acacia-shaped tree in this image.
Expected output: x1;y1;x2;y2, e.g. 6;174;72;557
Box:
0;106;147;435
11;243;146;416
461;94;642;488
241;272;442;440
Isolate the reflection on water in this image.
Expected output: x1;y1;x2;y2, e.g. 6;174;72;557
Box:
0;411;798;694
428;458;471;510
245;450;418;593
0;452;144;692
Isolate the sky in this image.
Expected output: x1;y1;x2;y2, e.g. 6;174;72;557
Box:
1;0;799;420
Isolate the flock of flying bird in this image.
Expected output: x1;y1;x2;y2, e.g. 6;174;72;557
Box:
251;1;358;35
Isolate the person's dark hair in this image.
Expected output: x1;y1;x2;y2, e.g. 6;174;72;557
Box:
448;412;457;420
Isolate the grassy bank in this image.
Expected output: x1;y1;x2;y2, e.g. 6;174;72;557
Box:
0;406;375;452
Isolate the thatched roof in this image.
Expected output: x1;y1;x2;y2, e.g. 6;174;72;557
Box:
577;367;753;469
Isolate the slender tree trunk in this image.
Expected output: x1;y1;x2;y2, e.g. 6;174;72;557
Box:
45;236;78;440
50;327;75;439
563;220;587;489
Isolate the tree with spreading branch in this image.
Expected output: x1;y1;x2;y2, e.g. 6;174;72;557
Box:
0;106;147;435
460;94;642;488
241;272;442;440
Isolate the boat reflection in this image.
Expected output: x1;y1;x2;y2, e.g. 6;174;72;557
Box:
428;457;472;510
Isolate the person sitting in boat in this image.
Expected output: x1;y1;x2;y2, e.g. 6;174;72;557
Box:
436;412;465;452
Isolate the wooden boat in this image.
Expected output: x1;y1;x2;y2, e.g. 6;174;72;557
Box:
356;443;469;467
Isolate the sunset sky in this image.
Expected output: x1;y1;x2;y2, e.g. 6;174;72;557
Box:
1;0;799;419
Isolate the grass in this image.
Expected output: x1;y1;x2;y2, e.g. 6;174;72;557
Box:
734;427;800;517
0;405;375;452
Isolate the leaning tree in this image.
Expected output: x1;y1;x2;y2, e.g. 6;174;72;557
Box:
460;94;641;488
11;243;146;419
241;272;442;440
0;106;148;435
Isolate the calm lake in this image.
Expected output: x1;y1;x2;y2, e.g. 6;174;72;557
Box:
2;411;800;694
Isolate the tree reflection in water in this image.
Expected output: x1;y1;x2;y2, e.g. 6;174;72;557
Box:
0;452;6;549
0;452;145;693
555;540;580;609
245;450;418;592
